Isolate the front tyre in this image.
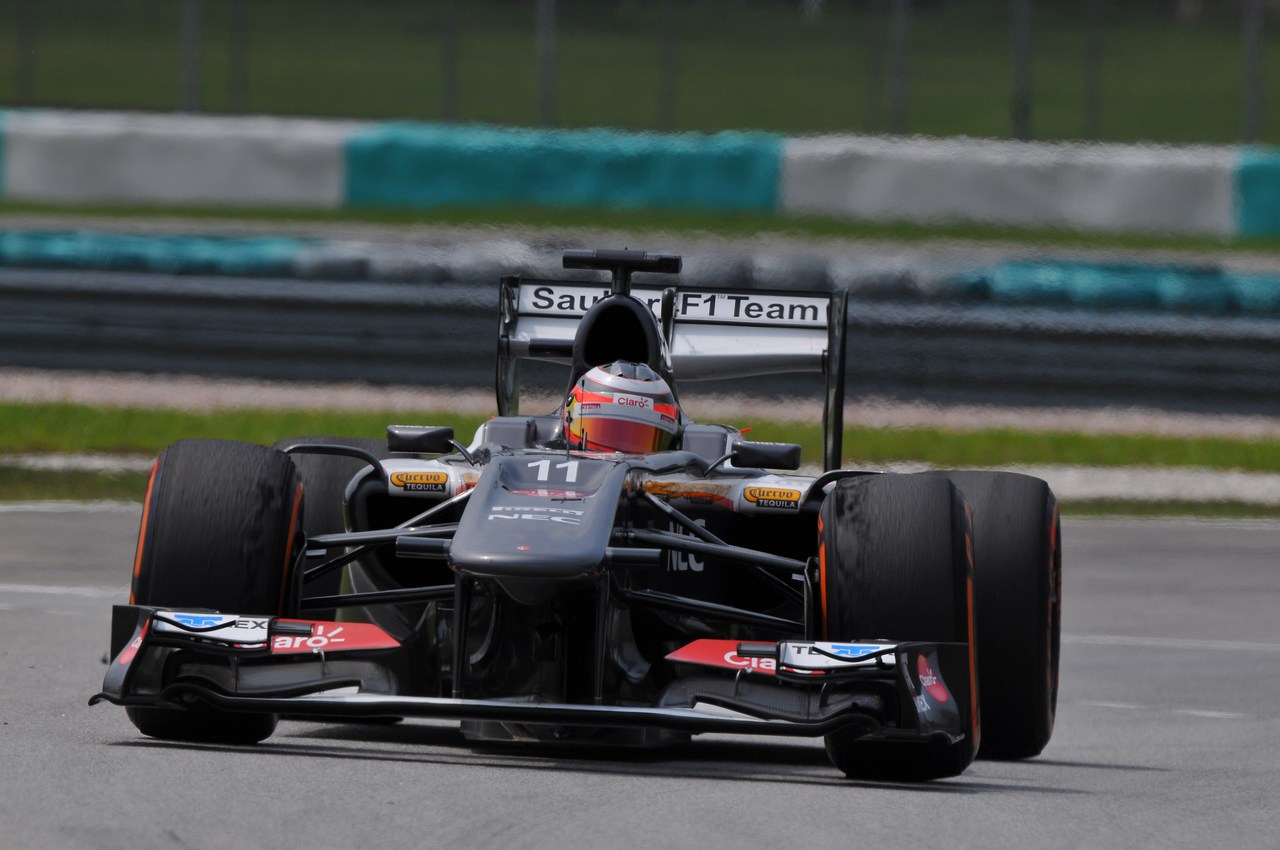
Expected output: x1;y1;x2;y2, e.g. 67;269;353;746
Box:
818;474;978;782
127;439;304;745
931;471;1061;760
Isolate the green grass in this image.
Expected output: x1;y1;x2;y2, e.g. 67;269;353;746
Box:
3;402;1275;517
747;421;1280;475
4;0;1279;145
0;466;148;503
0;403;489;456
2;401;1277;474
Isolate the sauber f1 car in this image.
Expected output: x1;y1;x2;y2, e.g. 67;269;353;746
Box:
93;249;1062;782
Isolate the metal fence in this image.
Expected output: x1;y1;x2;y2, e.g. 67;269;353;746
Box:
3;0;1275;145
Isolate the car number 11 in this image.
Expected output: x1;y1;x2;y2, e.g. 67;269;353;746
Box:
528;459;580;483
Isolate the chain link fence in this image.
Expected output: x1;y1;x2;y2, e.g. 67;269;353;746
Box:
2;1;1276;143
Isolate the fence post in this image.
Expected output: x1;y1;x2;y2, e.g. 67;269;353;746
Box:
536;0;558;127
228;0;248;113
179;0;203;112
1010;0;1032;140
656;0;677;131
442;0;460;121
1084;0;1104;140
864;0;888;133
15;0;36;104
889;0;910;135
1242;0;1264;143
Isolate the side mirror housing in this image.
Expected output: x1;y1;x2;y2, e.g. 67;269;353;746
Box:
387;425;455;454
731;441;802;471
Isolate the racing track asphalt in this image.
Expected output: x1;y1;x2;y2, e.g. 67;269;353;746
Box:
1;505;1277;849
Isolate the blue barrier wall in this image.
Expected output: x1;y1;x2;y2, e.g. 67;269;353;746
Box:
953;260;1280;314
2;227;1278;318
345;123;782;213
0;231;309;277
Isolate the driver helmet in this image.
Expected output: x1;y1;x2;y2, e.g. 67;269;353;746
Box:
565;361;679;454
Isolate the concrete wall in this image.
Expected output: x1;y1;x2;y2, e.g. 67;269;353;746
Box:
780;136;1239;237
2;111;355;208
1;109;1277;237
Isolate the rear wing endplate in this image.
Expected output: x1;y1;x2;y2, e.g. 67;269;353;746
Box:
497;278;848;470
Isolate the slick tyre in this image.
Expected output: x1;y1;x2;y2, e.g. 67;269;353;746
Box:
818;474;978;782
930;471;1061;760
127;439;304;745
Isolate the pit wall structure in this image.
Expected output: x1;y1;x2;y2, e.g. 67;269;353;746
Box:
2;109;1278;239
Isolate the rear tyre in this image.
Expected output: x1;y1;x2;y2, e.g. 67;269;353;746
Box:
273;436;392;615
930;471;1061;760
818;474;978;782
127;439;304;745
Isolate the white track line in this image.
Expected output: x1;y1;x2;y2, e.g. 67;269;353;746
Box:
0;583;123;599
0;500;139;513
1065;633;1280;653
1073;700;1253;720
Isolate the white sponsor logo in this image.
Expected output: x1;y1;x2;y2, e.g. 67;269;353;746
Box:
273;624;346;651
723;651;776;672
520;285;827;327
487;505;585;525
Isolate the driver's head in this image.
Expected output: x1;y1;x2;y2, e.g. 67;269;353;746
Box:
564;361;678;454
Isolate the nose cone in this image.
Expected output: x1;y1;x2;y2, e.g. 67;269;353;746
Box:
447;455;627;581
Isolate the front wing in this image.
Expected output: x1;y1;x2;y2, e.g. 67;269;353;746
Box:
92;606;973;747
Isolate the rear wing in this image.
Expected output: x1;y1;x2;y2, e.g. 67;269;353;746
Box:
496;276;848;471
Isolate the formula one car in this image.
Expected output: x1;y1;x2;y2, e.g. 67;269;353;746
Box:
93;249;1062;782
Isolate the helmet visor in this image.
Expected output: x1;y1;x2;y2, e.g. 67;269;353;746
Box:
570;416;672;454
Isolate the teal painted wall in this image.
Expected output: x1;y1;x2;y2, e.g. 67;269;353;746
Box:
0;231;308;276
345;123;782;213
1236;147;1280;238
954;260;1280;314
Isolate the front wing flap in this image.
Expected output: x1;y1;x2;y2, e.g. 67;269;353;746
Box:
93;607;971;746
93;606;404;707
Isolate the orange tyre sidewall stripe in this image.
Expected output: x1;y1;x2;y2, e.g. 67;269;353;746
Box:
129;459;160;605
817;515;828;639
277;481;304;614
